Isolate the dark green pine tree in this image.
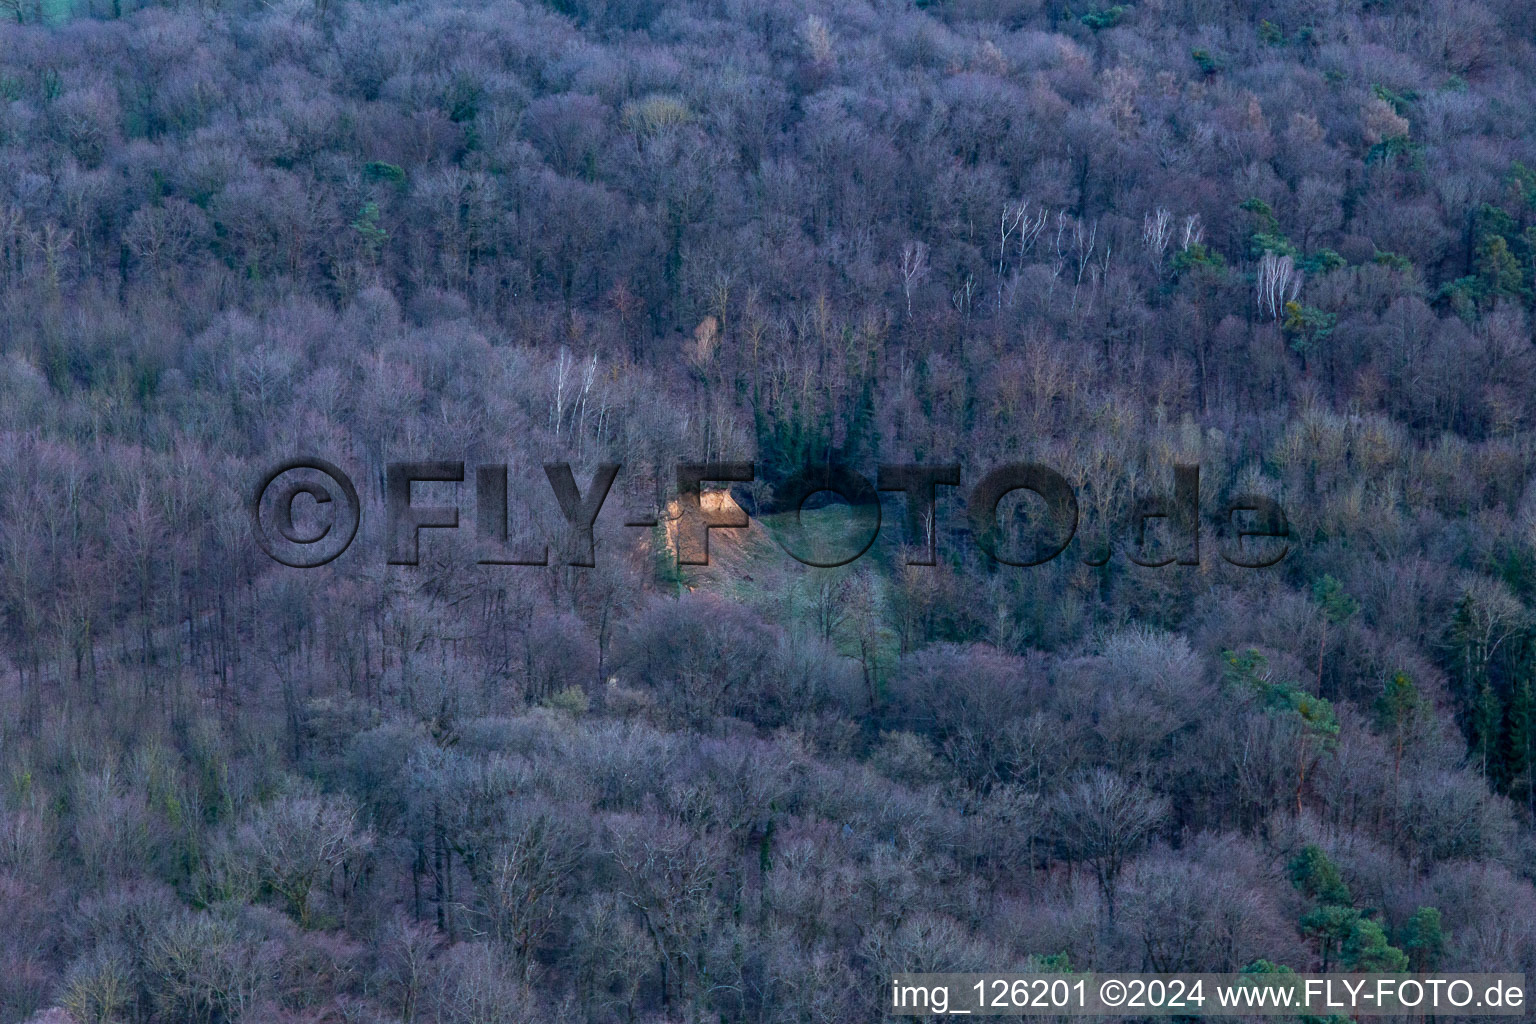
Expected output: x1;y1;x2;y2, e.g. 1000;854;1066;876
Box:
1398;907;1445;972
1506;677;1535;809
1446;592;1485;699
1311;575;1358;695
1378;671;1424;781
1288;845;1351;907
1476;234;1525;300
1473;682;1504;783
841;373;880;471
1342;917;1408;972
1299;904;1359;971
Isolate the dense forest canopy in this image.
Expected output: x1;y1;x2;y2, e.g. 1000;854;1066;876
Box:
3;0;1536;1020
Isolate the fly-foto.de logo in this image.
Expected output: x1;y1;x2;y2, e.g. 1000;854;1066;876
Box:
250;459;1289;570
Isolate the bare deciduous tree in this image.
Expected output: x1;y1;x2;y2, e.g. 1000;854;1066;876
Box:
1051;769;1169;925
1181;213;1203;251
1257;249;1301;319
899;240;929;317
226;794;374;929
1142;208;1173;275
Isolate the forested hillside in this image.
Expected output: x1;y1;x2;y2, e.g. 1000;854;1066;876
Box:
3;0;1536;1020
